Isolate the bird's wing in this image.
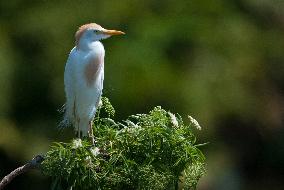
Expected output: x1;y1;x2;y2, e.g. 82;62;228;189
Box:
63;47;77;126
95;64;104;108
84;54;104;87
99;63;104;97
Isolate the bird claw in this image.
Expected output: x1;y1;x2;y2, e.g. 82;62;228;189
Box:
89;135;96;146
88;121;95;145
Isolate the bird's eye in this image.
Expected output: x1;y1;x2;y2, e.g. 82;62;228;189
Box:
94;30;99;34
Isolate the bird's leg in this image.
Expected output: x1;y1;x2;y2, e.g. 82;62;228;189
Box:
76;131;81;139
88;121;95;145
77;120;81;139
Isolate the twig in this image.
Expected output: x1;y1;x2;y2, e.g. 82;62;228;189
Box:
0;155;44;190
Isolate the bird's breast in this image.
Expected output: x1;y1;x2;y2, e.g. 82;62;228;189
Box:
84;53;104;87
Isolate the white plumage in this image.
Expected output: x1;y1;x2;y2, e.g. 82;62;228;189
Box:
63;23;124;143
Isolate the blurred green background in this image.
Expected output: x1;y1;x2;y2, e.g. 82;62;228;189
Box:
0;0;284;189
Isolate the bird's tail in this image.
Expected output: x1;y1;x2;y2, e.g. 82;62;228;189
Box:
58;103;92;138
58;104;72;129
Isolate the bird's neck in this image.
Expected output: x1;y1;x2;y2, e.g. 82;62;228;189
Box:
77;40;104;53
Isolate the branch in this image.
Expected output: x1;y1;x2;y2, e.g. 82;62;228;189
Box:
0;155;44;190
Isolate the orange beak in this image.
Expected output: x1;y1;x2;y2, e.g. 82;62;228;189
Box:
102;29;125;36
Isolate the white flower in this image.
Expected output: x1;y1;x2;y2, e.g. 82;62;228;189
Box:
90;147;100;157
168;112;179;127
126;127;135;133
85;156;92;161
126;120;140;128
98;99;103;108
188;115;201;130
84;156;93;167
72;139;82;149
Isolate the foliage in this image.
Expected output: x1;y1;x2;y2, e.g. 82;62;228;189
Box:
42;98;205;190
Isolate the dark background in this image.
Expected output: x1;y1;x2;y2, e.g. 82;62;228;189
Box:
0;0;284;189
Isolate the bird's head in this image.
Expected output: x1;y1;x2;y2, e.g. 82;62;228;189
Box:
75;23;125;48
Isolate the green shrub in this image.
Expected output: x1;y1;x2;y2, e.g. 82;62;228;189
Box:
42;98;205;190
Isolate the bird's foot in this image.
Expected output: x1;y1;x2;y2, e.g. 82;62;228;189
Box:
89;135;96;146
75;130;83;139
88;122;96;145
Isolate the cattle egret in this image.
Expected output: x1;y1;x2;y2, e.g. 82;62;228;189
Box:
63;23;124;144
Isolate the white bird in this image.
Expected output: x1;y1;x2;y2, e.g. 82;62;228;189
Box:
63;23;124;143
